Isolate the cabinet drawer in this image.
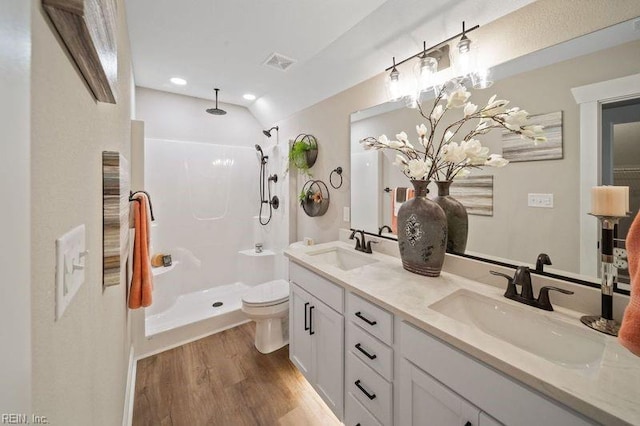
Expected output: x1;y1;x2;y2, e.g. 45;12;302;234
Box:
347;322;393;381
346;352;392;426
290;262;344;313
347;293;393;344
345;393;382;426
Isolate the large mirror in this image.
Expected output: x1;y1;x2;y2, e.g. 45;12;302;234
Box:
351;18;640;293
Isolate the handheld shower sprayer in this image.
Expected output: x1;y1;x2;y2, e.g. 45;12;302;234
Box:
255;144;278;225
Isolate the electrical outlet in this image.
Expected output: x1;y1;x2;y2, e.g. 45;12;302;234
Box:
343;206;350;222
528;193;554;208
614;258;628;269
613;247;627;259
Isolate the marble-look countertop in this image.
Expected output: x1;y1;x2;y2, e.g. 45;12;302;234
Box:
284;241;640;426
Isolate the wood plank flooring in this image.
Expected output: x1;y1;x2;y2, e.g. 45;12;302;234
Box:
132;323;341;426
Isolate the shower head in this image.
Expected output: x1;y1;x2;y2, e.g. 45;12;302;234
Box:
255;144;263;156
206;88;227;115
263;126;279;137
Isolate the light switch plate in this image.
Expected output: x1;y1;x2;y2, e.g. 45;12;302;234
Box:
55;224;86;320
343;206;350;222
528;193;554;208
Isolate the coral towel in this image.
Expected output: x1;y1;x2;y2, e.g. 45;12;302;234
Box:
391;187;414;234
128;193;153;309
620;210;640;356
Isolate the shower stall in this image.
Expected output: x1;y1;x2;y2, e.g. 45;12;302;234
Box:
139;137;287;352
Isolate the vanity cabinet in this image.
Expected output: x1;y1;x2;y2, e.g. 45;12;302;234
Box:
289;264;344;419
400;321;595;426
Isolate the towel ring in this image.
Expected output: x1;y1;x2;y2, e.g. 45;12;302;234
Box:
129;190;155;221
329;167;343;189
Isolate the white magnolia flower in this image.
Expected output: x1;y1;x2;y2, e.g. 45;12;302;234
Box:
446;87;471;109
464;103;478;117
393;154;407;165
378;134;390;145
431;104;444;121
482;94;509;116
444;130;454;142
396;131;409;144
504;108;529;129
442;142;467;164
416;123;428;138
387;138;403;148
485;154;509;167
407;158;432;179
462;139;490;164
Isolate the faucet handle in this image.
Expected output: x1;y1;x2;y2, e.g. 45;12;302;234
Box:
537;286;574;311
490;270;518;298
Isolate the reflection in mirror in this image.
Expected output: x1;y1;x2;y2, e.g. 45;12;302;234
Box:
350;18;640;292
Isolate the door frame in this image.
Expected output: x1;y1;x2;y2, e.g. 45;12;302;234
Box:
572;73;640;277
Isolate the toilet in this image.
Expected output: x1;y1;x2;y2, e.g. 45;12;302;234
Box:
241;279;290;354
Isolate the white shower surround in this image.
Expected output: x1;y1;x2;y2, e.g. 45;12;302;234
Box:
144;138;287;338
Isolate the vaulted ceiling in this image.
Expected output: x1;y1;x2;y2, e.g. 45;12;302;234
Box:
125;0;535;126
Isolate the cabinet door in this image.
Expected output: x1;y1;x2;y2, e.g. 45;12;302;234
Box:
290;284;313;380
399;359;480;426
312;296;345;419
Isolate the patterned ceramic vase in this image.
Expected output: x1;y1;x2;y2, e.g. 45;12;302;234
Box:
433;180;468;254
397;180;447;277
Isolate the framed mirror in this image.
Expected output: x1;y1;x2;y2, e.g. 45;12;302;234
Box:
350;18;640;294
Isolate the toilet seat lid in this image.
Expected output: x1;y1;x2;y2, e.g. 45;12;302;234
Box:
242;280;290;306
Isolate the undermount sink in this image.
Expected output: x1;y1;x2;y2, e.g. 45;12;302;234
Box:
429;290;606;369
306;247;378;271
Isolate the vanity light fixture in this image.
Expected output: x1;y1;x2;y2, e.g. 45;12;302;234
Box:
383;21;492;101
170;77;187;86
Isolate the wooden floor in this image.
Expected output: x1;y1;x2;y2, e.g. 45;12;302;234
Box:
132;323;342;426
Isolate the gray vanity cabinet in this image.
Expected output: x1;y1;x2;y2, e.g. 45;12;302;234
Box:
289;263;345;420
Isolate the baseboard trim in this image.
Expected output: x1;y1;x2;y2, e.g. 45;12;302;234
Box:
122;345;136;426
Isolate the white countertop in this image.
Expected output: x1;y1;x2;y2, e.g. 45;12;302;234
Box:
284;241;640;426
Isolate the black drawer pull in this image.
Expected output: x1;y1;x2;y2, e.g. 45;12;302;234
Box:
304;302;310;331
355;343;377;360
354;379;376;400
309;305;315;335
355;311;377;326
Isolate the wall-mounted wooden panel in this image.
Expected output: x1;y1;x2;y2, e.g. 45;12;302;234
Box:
43;0;118;103
103;151;129;287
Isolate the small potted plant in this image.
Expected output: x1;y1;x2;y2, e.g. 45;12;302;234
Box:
288;134;318;177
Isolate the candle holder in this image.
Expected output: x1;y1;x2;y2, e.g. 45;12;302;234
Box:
581;214;627;336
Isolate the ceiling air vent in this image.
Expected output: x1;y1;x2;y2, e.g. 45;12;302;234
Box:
263;52;296;71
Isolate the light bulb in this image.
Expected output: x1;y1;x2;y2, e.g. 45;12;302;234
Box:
413;55;438;93
386;66;402;101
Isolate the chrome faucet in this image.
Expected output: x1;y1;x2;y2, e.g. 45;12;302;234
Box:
490;266;574;311
349;230;377;254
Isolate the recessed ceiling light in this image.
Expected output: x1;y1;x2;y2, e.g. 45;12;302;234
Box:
170;77;187;86
243;93;256;101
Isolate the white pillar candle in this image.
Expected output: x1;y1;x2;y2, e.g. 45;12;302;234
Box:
591;186;629;216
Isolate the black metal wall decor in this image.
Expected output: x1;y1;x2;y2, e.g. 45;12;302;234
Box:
300;179;330;217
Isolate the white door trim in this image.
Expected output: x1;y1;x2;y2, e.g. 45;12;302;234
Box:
571;73;640;276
